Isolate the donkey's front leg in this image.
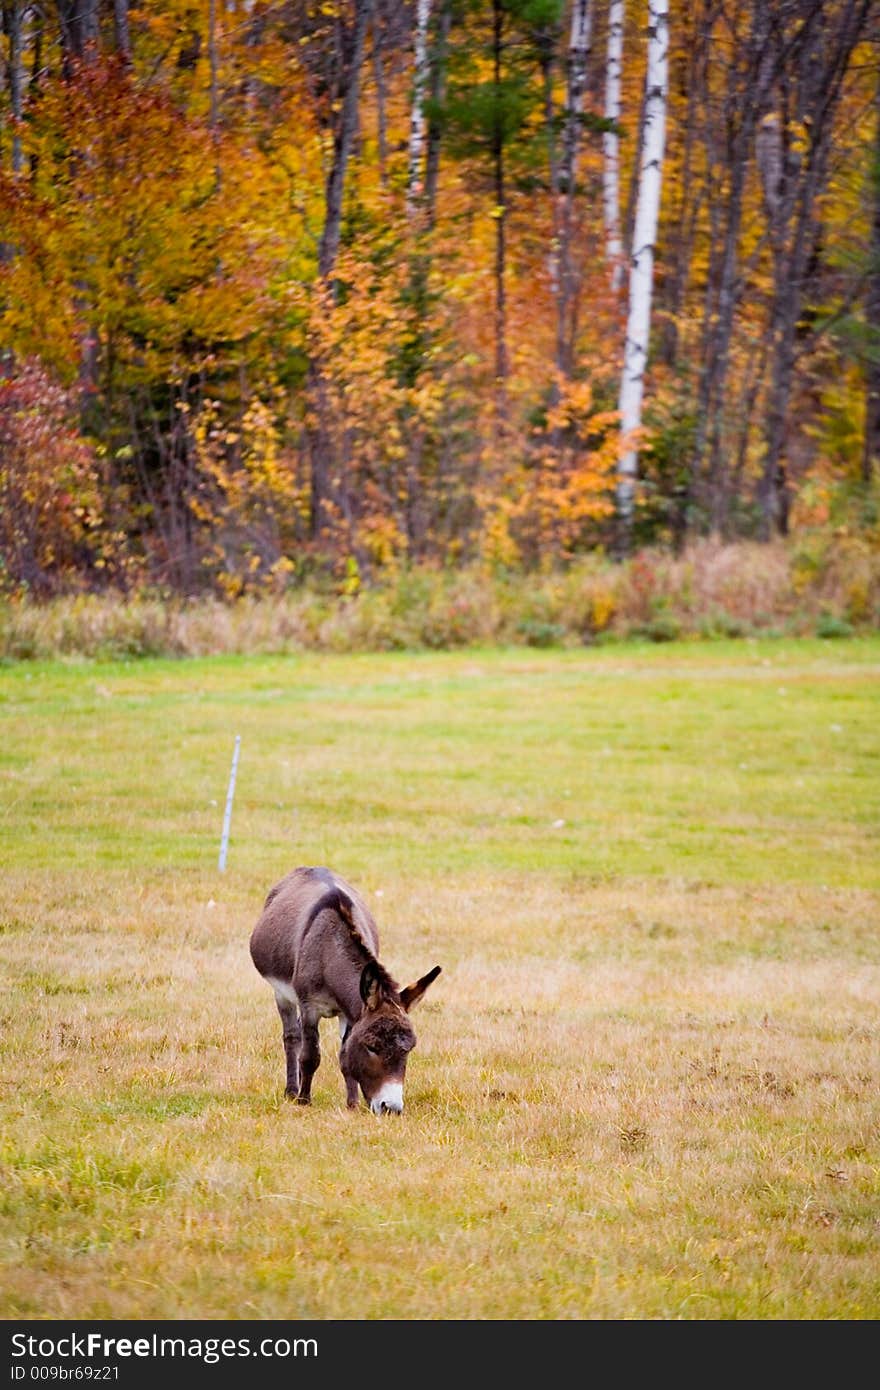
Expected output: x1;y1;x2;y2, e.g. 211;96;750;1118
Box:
276;999;302;1098
295;1011;321;1105
343;1078;359;1109
339;1019;359;1109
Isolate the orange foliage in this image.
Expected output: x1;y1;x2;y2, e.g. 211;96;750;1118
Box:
0;1;874;596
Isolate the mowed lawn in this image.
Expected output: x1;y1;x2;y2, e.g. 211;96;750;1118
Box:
1;637;878;1320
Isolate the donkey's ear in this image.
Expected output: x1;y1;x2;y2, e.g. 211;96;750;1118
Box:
359;961;384;1010
399;965;441;1012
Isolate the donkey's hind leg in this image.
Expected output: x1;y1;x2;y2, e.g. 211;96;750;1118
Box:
274;995;302;1098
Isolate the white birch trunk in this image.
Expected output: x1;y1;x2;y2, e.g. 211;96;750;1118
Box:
602;0;625;290
406;0;433;218
616;0;668;543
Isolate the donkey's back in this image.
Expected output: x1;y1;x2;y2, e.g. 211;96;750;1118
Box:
250;864;380;987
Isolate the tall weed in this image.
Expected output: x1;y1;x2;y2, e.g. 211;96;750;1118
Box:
2;537;878;660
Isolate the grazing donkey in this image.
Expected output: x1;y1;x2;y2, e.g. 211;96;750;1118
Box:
249;866;441;1114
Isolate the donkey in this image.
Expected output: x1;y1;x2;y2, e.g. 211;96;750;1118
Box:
249;866;441;1114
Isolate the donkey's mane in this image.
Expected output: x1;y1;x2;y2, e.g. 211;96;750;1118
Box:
308;887;400;996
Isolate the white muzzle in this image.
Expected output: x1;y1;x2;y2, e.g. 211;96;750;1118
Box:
370;1081;404;1115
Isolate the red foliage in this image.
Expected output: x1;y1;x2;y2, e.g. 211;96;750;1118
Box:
0;359;104;597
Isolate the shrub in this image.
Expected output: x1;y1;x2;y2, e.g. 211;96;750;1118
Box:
2;534;879;660
816;611;854;639
0;360;105;599
516;619;567;648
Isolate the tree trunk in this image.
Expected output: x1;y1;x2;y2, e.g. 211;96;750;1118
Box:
658;0;708;367
538;25;560;384
758;289;799;538
758;0;871;537
113;0;130;61
862;47;880;483
556;0;593;379
623;76;645;266
689;2;772;537
406;0;432;218
30;2;42;94
208;0;219;132
602;0;624;292
492;0;508;407
702;136;750;534
311;0;371;539
54;0;102;410
318;0;370;280
56;0;98;70
371;9;388;187
2;1;24;173
0;1;23;303
616;0;669;553
425;0;452;228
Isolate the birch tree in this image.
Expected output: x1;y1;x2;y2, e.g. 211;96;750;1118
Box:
602;0;624;291
615;0;668;551
406;0;432;218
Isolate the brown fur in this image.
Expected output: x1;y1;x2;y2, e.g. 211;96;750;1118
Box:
249;866;441;1113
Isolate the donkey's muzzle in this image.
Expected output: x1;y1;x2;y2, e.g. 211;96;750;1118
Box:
369;1082;404;1115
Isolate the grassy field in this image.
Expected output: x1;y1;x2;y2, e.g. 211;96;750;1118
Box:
1;637;878;1320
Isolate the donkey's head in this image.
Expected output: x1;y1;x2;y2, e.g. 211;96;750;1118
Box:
341;960;441;1115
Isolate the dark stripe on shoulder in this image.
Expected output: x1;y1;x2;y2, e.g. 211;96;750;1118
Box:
305;887;354;932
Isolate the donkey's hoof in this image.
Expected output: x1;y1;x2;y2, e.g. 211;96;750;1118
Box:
295;1095;311;1106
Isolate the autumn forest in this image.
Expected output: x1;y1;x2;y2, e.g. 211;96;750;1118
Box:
0;0;878;604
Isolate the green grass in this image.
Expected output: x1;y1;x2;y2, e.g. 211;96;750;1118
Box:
1;637;878;1319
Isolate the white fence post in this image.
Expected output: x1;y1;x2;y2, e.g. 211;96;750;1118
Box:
218;734;241;872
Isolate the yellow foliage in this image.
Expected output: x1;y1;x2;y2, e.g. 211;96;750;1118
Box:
359;514;408;572
590;585;617;632
481;502;521;571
